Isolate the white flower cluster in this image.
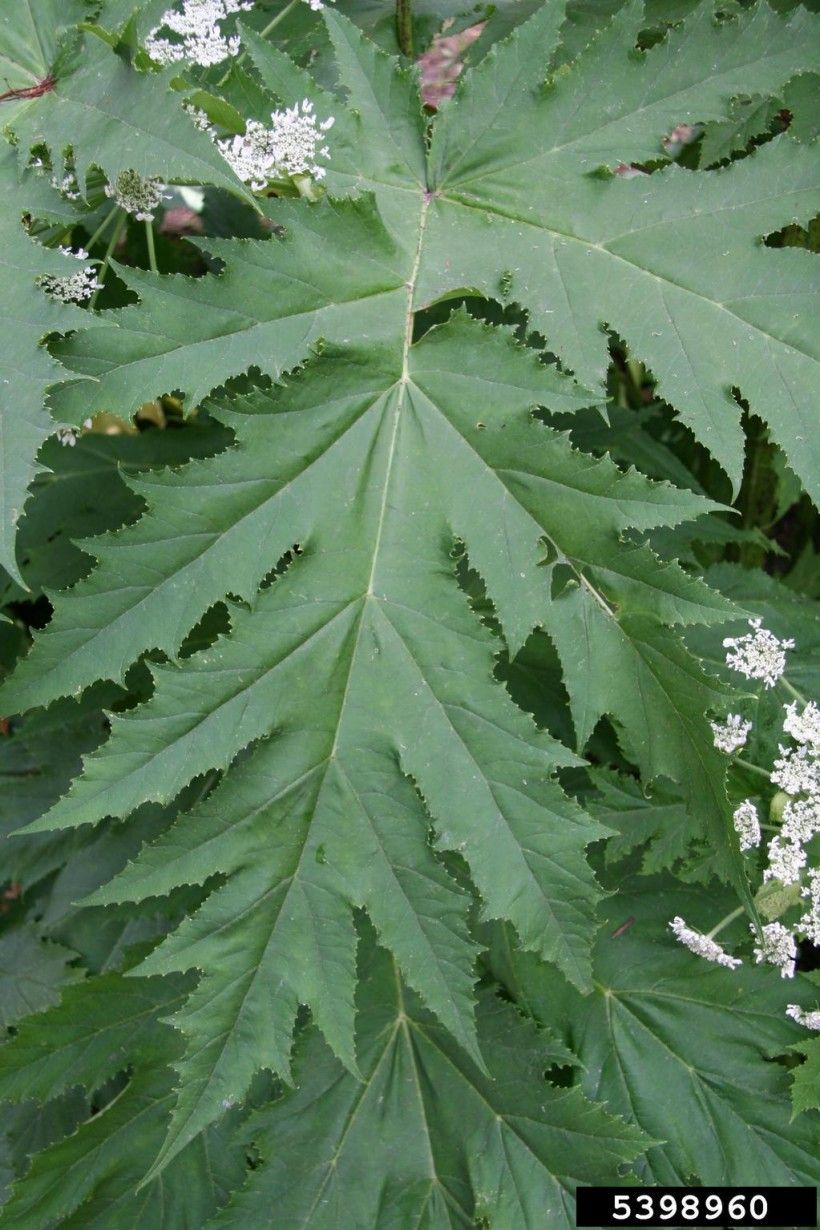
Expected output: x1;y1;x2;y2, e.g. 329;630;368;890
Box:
786;1003;820;1030
669;917;742;969
732;799;761;851
723;617;794;688
51;169;81;201
711;713;751;754
771;743;820;797
764;700;820;906
217;100;334;190
303;0;333;10
784;700;820;750
105;170;168;222
800;868;820;945
55;418;93;448
764;833;806;885
753;921;796;978
146;0;252;67
670;649;818;994
183;103;212;132
38;248;101;303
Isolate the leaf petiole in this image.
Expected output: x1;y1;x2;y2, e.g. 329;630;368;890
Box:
145;218;158;273
89;209;127;310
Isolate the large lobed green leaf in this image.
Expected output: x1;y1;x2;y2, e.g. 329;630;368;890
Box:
487;881;820;1186
1;0;817;1203
206;935;647;1230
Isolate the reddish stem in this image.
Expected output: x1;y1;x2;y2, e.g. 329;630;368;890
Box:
0;73;55;103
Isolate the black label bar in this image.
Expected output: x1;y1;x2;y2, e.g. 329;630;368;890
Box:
576;1186;817;1228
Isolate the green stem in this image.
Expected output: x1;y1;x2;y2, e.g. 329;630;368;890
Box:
84;204;120;254
780;676;808;705
216;0;298;86
396;0;413;56
706;905;745;940
734;756;771;781
145;218;158;273
89;210;127;310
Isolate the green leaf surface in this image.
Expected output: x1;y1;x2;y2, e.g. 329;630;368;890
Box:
791;1041;820;1116
0;0;87;127
488;881;820;1185
422;2;820;497
0;926;80;1028
0;971;189;1103
0;970;246;1229
6;33;246;199
0;147;96;584
0;5;816;1211
206;938;647;1230
0;1067;245;1230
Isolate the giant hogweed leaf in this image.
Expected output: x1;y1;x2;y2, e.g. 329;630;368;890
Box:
0;971;190;1104
0;926;81;1028
0;0;87;127
6;30;245;198
13;316;743;1173
22;318;687;1171
422;2;820;497
0;1065;245;1229
487;882;820;1186
0;970;247;1228
49;194;409;425
0;147;99;584
206;939;647;1230
9;314;729;708
0;0;799;1172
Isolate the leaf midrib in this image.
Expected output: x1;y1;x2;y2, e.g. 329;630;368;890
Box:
436;193;818;366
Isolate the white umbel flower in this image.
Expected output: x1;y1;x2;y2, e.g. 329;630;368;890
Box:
38;248;102;303
146;0;253;67
786;1004;820;1030
51;169;82;200
218;100;334;190
783;700;820;751
723;618;794;688
711;713;751;754
799;868;820;945
669;916;742;969
771;744;820;797
752;921;796;978
782;796;820;846
732;799;761;851
764;833;807;886
105;170;168;222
